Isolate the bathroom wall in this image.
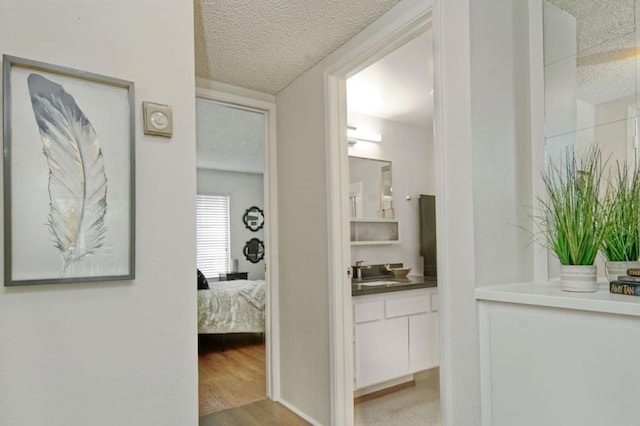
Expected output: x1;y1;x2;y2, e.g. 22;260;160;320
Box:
348;111;434;275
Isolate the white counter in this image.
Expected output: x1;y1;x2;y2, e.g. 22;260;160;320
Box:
476;281;640;426
476;280;640;317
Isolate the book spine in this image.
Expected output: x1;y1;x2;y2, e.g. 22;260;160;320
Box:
610;281;640;296
627;268;640;277
618;275;640;283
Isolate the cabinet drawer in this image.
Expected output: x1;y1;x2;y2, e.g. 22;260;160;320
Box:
354;300;384;323
431;293;439;312
354;317;409;388
386;295;429;318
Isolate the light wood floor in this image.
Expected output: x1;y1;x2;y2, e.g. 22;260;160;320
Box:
199;399;310;426
198;334;266;416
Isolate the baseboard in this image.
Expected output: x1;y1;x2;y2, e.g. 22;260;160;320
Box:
354;374;415;398
276;398;323;426
353;378;416;404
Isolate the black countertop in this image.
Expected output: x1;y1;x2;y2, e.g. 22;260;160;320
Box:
352;276;437;296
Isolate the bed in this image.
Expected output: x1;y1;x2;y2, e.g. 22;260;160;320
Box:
197;279;266;334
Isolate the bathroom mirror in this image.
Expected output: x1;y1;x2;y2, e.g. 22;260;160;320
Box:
543;0;639;170
349;156;392;218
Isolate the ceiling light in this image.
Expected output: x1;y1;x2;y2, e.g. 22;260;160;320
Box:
347;126;382;144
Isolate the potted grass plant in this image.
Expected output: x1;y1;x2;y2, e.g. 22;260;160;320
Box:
600;162;640;281
535;145;611;292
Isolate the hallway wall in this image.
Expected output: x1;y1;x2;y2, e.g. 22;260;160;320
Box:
276;0;536;423
0;1;198;425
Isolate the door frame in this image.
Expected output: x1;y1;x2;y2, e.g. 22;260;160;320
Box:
195;83;280;400
323;2;445;424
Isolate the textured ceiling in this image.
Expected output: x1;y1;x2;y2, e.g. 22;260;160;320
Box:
194;0;402;95
196;99;265;174
547;0;637;105
347;30;433;127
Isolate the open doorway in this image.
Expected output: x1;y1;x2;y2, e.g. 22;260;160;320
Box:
324;7;441;425
345;29;440;425
194;88;279;417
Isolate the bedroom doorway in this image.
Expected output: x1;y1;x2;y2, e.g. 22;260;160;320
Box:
194;86;279;417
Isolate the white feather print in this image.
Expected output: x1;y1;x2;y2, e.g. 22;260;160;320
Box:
27;73;108;273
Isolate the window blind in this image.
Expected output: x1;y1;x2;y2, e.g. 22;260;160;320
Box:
196;194;230;279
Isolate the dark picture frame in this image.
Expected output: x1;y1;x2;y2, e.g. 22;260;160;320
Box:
2;55;136;286
243;238;264;263
242;205;264;231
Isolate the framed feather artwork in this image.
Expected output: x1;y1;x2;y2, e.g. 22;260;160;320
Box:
2;55;135;286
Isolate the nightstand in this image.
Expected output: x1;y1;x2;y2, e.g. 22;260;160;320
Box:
221;272;248;281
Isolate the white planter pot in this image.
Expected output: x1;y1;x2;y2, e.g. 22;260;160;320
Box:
560;264;597;292
605;260;640;282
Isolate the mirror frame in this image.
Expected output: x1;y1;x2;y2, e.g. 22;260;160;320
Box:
242;206;264;232
243;237;265;263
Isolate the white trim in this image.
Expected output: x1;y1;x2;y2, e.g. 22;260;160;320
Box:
196;77;275;103
325;72;353;425
353;374;415;397
323;1;438;425
277;398;323;426
196;85;276;115
195;85;281;401
528;0;548;282
431;2;450;424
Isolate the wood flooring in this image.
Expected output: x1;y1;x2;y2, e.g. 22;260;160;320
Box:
198;333;266;416
199;399;310;426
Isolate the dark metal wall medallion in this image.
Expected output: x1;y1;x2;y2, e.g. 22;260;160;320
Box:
243;206;264;231
243;238;265;263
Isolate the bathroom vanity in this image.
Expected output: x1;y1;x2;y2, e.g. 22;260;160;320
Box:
352;285;439;393
348;155;439;395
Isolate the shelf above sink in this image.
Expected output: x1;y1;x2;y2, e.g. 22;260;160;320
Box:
350;219;400;245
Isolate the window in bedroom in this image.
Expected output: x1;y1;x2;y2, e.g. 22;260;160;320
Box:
196;194;230;278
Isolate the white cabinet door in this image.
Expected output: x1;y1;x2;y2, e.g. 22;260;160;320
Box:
409;312;439;372
354;317;409;388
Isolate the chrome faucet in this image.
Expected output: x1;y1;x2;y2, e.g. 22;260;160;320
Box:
353;260;371;280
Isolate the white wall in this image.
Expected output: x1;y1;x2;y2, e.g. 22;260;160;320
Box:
432;0;479;423
197;168;265;280
465;11;536;423
348;112;434;275
0;1;197;425
277;0;535;423
576;99;595;154
594;95;635;167
575;96;633;279
543;2;577;164
438;0;535;423
470;0;534;286
276;61;330;424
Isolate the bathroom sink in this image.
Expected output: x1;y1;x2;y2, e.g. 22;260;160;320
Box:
359;280;398;286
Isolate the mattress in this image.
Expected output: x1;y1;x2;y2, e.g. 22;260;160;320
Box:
197;279;265;334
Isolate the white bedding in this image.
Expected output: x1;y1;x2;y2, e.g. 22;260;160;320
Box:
197;279;265;334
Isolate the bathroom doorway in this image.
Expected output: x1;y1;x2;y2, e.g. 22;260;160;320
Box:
346;29;440;426
324;7;444;426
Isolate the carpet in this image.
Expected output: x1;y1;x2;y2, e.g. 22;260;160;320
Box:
354;367;441;425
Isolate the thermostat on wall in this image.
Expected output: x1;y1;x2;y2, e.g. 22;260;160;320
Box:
143;101;173;137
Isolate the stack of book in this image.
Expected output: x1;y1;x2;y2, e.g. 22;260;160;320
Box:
609;268;640;296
